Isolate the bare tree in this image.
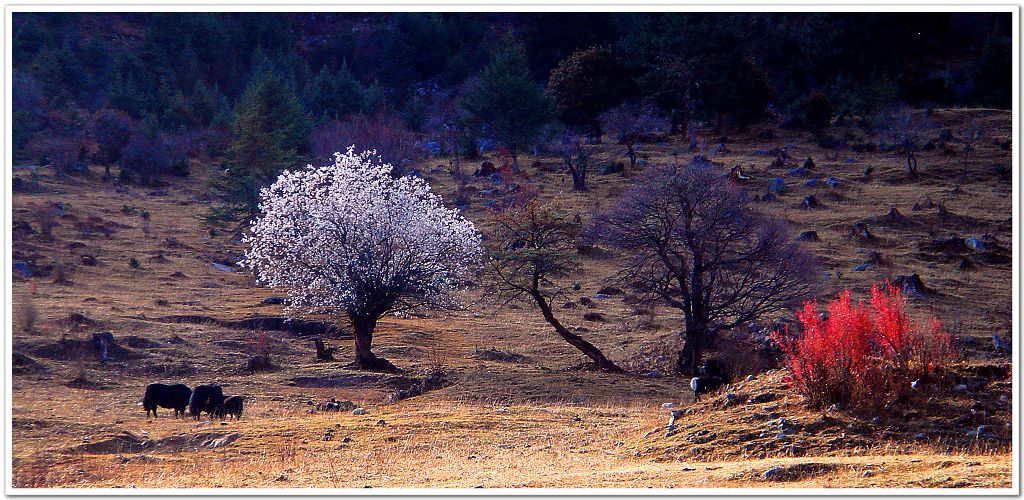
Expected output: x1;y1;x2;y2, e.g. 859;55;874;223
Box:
959;121;983;185
310;114;425;177
600;101;667;175
595;165;816;375
881;106;934;179
488;203;623;372
557;137;593;191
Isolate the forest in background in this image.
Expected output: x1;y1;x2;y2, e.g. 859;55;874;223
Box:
12;12;1012;217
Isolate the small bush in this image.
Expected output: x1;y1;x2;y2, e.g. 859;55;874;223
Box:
128;257;140;269
17;292;38;333
803;92;833;135
773;283;956;409
91;109;134;171
46;136;89;175
28;202;58;237
52;262;75;285
247;330;273;372
120;128;182;185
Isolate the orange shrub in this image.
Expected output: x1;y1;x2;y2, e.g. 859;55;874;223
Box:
773;283;956;409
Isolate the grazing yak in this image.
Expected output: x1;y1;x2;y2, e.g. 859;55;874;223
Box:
690;359;732;402
188;383;225;420
143;383;192;418
214;395;245;420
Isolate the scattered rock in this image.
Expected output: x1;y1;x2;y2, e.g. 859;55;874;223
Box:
965;237;987;251
472;347;526;363
924;236;967;255
582;312;606;322
12;352;46;374
850;223;876;241
894;273;930;296
760;463;837;482
883;207;909;225
597;286;623;296
261;296;289;306
13;262;33;279
600;162;625;175
801;195;819;209
80;255;98;266
993;335;1011;355
387;371;451;402
352;408;367;415
768;178;787;193
212;263;236;273
474;161;497;177
796;230;820;242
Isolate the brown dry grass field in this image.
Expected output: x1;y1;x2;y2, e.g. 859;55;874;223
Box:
8;108;1015;489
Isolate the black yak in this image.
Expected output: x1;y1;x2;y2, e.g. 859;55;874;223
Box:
690;376;726;402
142;383;192;418
214;395;245;420
690;359;731;402
188;383;225;420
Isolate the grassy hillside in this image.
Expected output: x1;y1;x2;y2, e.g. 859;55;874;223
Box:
10;108;1013;488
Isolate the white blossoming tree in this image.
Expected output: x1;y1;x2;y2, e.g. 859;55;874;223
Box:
242;148;483;371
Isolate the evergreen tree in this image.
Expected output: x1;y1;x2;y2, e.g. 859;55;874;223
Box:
546;46;637;140
460;40;551;169
303;63;364;122
973;30;1011;108
210;70;311;222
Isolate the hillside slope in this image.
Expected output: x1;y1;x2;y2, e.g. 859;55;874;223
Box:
9;108;1013;488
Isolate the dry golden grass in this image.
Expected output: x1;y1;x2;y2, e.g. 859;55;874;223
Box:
10;108;1013;489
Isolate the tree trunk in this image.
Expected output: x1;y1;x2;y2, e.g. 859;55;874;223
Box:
906;151;918;178
670;108;688;138
571;169;587;191
675;321;705;376
532;292;623;372
591;122;603;144
350;315;398;372
626;143;637;176
314;336;335;361
510;145;521;172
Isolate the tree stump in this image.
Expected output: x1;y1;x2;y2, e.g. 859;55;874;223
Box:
314;336;337;361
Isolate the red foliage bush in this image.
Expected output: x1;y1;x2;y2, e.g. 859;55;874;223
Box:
773;283;956;409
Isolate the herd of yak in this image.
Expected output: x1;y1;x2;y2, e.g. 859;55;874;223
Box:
142;382;244;420
141;358;731;421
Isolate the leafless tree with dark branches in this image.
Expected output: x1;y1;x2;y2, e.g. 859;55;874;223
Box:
594;164;816;375
881;106;934;179
487;203;623;372
556;137;593;191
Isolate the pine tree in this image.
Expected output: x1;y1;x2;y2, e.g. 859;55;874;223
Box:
460;40;551;169
303;62;364;122
210;70;311;222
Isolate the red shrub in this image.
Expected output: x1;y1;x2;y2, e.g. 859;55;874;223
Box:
773;283;956;409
